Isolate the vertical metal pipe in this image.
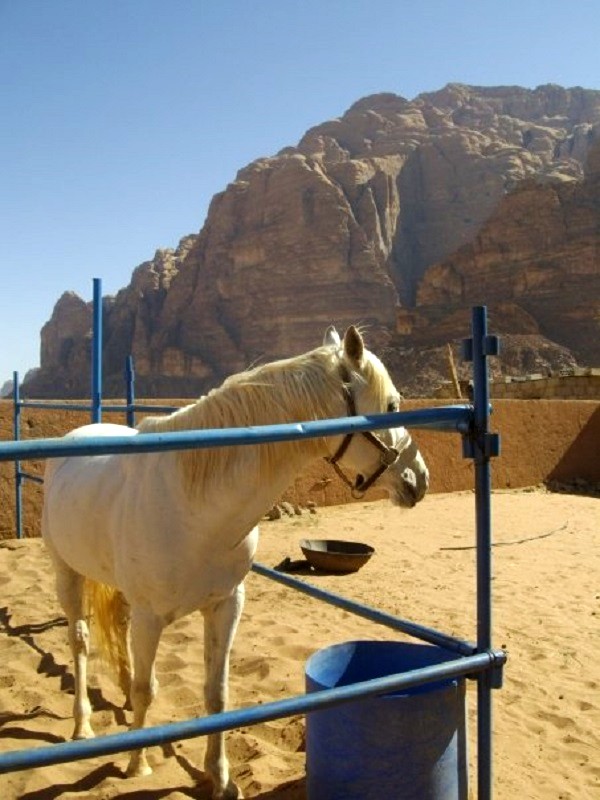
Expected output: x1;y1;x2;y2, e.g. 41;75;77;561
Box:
91;278;102;423
125;355;135;428
12;372;23;539
472;306;493;800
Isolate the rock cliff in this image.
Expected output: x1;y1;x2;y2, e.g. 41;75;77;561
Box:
402;132;600;382
24;84;600;398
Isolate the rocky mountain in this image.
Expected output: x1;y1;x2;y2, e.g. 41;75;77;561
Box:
24;83;600;398
408;142;600;354
390;135;600;393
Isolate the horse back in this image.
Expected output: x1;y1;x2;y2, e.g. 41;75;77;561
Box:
42;423;139;584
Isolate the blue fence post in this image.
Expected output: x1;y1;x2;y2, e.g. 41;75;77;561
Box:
12;371;23;540
125;356;135;428
463;306;501;800
91;278;102;424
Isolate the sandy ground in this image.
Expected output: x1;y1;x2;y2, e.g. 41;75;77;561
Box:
0;489;598;799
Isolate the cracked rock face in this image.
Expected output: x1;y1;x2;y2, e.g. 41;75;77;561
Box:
26;84;600;398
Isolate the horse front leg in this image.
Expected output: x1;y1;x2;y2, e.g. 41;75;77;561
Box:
126;608;163;778
203;583;245;800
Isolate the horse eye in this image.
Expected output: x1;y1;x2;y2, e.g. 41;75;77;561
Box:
387;400;399;413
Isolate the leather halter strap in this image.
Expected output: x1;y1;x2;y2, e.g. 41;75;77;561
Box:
326;365;401;499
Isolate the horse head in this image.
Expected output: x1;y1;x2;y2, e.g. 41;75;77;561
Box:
323;325;429;508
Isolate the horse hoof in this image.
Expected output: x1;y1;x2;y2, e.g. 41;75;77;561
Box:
213;782;242;799
127;764;153;778
126;757;153;778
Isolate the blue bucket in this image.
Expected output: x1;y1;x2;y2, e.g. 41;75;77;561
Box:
305;641;468;800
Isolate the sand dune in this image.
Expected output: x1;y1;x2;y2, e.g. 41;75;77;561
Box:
0;489;598;799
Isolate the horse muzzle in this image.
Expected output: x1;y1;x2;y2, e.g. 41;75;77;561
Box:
394;464;429;508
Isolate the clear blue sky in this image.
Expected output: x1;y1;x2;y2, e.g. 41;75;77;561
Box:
1;0;598;388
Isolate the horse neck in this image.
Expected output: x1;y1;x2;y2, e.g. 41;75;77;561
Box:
175;357;340;426
141;352;345;501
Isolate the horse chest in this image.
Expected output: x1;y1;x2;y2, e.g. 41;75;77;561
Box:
118;523;259;621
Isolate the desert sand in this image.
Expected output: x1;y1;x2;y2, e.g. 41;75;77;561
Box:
0;488;598;799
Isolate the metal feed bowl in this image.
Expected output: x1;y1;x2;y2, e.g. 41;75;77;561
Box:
299;539;375;574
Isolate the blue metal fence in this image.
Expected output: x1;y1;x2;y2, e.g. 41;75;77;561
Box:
2;289;503;798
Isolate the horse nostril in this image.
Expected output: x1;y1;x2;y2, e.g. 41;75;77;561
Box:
402;469;420;504
402;468;417;487
355;474;365;489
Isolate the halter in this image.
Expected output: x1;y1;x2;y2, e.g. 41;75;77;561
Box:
326;365;401;499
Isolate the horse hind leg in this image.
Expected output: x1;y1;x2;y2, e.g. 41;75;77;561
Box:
114;593;133;707
203;584;245;800
125;607;162;778
51;559;94;739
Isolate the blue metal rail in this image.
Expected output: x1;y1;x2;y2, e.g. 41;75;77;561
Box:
252;562;477;656
0;649;504;774
91;277;102;423
466;306;501;799
0;404;473;463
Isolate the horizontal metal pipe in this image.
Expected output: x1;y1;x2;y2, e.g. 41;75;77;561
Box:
0;651;495;774
252;562;476;655
14;403;178;415
15;401;94;412
0;405;473;463
15;402;181;415
132;403;180;413
102;404;180;414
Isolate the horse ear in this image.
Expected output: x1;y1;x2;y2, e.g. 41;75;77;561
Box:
343;326;364;367
323;326;341;347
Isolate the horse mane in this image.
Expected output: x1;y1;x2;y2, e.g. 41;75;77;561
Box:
137;342;393;497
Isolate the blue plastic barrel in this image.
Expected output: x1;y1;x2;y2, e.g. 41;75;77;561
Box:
305;640;468;800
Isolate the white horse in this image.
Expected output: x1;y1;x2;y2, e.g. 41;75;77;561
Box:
42;325;429;799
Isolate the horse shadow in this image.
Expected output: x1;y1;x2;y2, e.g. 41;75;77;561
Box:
0;606;128;737
16;743;306;800
0;607;307;799
168;747;306;799
16;763;125;800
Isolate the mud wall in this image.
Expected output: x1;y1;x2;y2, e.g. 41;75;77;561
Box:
0;398;598;539
283;398;600;506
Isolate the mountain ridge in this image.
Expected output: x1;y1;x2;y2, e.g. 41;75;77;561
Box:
23;83;600;398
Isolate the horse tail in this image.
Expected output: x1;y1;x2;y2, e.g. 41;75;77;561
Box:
84;579;130;687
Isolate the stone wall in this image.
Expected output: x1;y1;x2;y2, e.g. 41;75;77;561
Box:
436;368;600;400
491;369;600;399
